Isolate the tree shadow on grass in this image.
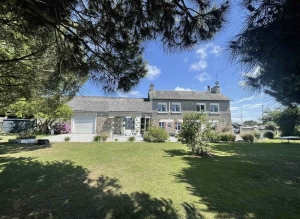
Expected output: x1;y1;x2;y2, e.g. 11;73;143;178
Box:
0;156;200;218
0;142;51;155
167;144;300;218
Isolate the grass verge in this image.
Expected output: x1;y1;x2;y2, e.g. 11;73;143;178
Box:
0;141;299;218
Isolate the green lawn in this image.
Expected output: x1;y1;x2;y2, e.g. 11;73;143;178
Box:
0;141;300;218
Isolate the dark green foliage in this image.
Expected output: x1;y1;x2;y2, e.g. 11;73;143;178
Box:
264;121;277;132
219;133;236;143
1;0;229;101
253;131;261;139
263;131;274;139
274;106;300;136
128;136;135;142
243;120;259;126
64;136;71;142
241;133;254;143
94;135;101;142
143;126;168;142
228;0;300;106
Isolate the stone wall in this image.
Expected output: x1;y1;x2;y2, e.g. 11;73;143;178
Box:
96;116;110;134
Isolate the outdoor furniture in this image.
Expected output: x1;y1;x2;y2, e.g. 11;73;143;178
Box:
37;139;50;145
277;136;300;143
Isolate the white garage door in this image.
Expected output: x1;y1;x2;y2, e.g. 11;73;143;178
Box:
73;116;95;134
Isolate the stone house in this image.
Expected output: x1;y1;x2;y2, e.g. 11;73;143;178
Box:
68;82;232;135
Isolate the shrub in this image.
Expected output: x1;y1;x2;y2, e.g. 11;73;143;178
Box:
16;130;36;139
128;136;135;142
114;138;118;141
219;133;236;142
53;122;71;134
64;136;71;142
143;126;168;142
265;121;277;132
204;130;220;143
253;131;261;139
263;130;275;139
241;133;254;142
94;135;101;142
100;132;109;141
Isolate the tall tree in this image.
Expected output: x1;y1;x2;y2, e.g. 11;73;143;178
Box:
1;0;229;104
228;0;300;106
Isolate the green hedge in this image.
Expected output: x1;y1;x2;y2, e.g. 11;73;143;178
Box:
241;133;254;143
219;133;236;143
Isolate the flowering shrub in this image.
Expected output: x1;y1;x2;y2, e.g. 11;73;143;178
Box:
53;122;71;134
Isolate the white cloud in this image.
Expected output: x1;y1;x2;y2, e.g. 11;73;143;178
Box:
129;90;140;96
189;43;221;72
189;60;207;71
195;72;212;82
175;86;192;91
146;64;161;80
209;45;223;56
117;90;140;97
196;48;207;59
230;106;240;112
184;58;188;64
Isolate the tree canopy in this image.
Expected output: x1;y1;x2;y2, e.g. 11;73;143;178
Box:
1;0;229;105
228;0;300;106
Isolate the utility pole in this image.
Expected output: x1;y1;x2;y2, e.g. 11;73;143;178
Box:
262;104;264;123
241;108;243;125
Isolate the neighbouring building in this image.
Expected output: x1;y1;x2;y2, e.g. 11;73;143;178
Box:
68;82;232;135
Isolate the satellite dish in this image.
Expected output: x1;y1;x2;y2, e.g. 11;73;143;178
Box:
215;81;219;86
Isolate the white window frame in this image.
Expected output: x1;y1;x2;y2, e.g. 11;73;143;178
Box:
158;102;167;113
171;102;181;113
210;103;220;113
175;122;181;131
159;122;165;129
196;103;206;112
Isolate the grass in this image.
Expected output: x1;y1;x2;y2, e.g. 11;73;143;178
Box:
0;140;300;218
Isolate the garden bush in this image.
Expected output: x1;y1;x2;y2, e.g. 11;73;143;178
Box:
143;126;168;142
241;133;254;142
100;132;109;141
263;130;275;139
219;133;236;142
265;121;277;132
53;122;71;134
64;136;71;142
253;131;261;139
128;136;135;142
204;130;220;143
94;135;101;142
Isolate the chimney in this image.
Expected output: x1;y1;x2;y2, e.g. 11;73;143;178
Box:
207;86;211;92
150;83;154;91
211;81;220;93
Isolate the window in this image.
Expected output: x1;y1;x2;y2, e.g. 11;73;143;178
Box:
210;103;219;113
158;103;167;112
197;103;205;112
159;122;165;129
123;118;135;130
171;103;181;112
175;122;181;131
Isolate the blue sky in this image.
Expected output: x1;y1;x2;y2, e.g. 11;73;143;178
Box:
79;3;280;123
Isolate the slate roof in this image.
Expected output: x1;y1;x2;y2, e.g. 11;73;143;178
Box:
148;90;231;101
68;96;152;112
